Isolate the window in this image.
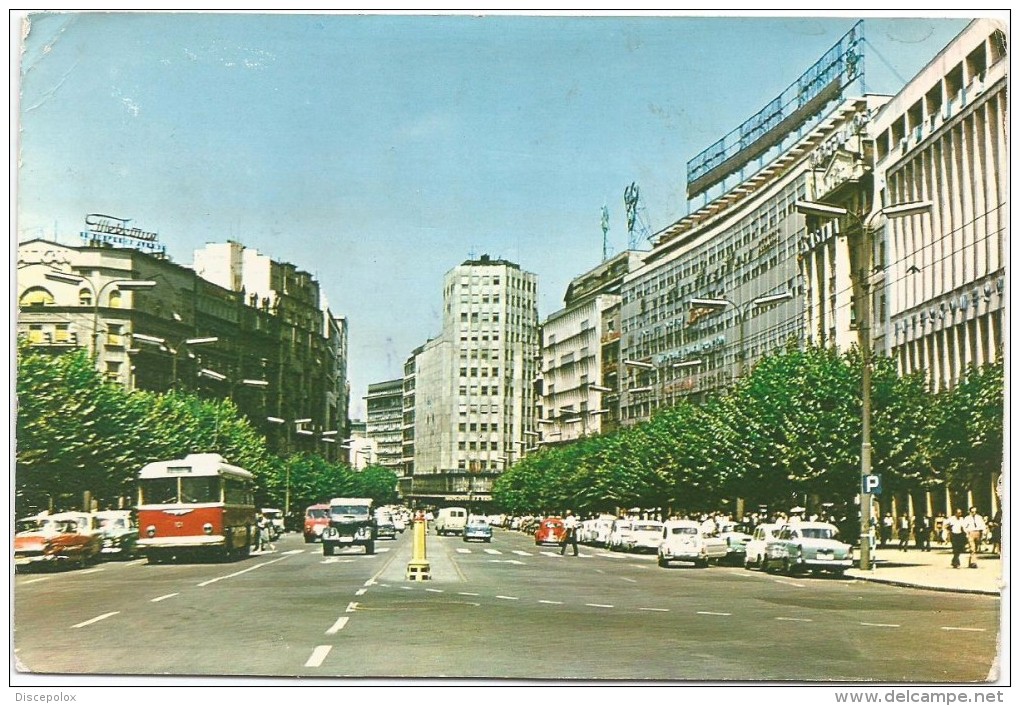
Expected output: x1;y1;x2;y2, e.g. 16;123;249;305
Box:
19;287;54;307
79;288;93;306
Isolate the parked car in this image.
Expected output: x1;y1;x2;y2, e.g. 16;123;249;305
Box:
744;522;785;570
534;517;566;546
14;512;102;570
718;521;753;565
657;519;728;568
94;510;139;560
463;517;493;543
303;503;331;543
375;510;397;540
763;521;853;576
607;519;635;551
621;520;665;553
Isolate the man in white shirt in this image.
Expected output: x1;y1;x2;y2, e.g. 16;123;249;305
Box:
962;507;987;568
560;510;579;556
945;508;968;568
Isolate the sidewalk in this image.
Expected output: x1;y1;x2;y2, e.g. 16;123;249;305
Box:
845;545;1005;595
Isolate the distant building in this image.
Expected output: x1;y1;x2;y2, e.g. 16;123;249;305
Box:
365;378;404;470
346;420;376;469
407;255;539;507
538;250;643;443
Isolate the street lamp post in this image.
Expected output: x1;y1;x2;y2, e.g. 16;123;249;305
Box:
795;199;932;571
688;291;793;379
133;333;219;389
44;271;157;359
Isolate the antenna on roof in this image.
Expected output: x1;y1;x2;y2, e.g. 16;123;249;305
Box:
624;182;653;250
601;205;611;262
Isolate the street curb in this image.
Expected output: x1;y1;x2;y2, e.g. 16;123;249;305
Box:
847;573;1002;596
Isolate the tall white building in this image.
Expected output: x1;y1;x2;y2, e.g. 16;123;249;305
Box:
409;255;539;506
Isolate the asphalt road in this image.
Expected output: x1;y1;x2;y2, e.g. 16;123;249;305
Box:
13;527;1001;683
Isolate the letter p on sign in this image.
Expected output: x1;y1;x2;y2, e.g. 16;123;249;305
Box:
862;474;882;495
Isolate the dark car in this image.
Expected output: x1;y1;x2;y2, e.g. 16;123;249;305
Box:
94;510;139;560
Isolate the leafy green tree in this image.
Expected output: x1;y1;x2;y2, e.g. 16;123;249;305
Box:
354;465;400;505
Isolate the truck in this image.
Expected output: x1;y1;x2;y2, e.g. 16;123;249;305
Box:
321;498;377;556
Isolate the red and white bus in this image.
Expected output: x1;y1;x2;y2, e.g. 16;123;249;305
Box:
136;453;257;563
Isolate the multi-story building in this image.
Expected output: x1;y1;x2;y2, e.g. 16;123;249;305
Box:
801;19;1007;517
17;236;349;461
365;378;404;470
345;420;376;470
538;251;643;442
407;255;539;507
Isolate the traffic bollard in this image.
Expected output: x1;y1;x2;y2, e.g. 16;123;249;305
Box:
406;511;431;581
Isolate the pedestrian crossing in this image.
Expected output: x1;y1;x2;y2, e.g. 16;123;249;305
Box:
450;547;594;558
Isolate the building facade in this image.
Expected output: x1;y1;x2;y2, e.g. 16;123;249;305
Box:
408;255;539;507
538;250;642;442
365;378;404;470
17;237;349;462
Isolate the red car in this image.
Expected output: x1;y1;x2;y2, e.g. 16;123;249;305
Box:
303;504;331;543
534;517;566;546
14;511;102;570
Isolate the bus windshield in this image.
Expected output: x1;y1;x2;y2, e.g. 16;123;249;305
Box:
139;477;221;504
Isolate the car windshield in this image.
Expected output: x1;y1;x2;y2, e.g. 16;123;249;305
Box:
670;526;698;535
332;505;370;518
307;509;328;519
16;519;46;533
98;517;129;529
801;527;837;540
634;523;661;532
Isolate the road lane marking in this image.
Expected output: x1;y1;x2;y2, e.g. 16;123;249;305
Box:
487;559;525;565
456;548;471;554
321;558;356;564
72;612;120;628
284;549;304;555
484;549;502;555
363;579;376;587
619;577;638;583
79;568;104;575
540;551;560;557
776;617;813;622
773;579;806;588
639;607;669;612
198;555;291;586
425;588;444;593
496;595;519;600
21;577;52;585
512;550;531;556
150;593;179;603
457;592;479;596
346;602;359;613
538;600;563;605
697;611;732;616
325;617;349;635
599;553;626;558
860;622;900;628
586;603;614;608
304;645;332;668
941;627;986;632
355;588;367;596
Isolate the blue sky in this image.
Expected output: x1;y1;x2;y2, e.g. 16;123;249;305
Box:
14;11;979;417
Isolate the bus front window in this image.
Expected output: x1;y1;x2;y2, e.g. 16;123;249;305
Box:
181;476;221;503
140;478;179;504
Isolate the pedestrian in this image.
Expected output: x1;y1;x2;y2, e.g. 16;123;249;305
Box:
880;512;894;548
945;508;968;568
962;507;986;568
897;514;910;551
258;514;275;552
990;510;1001;555
560;510;579;556
913;515;931;551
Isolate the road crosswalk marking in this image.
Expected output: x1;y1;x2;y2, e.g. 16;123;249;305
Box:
483;548;502;555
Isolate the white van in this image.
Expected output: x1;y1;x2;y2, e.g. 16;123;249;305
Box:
434;507;468;536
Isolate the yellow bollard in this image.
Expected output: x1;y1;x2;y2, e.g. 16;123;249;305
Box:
406;512;431;581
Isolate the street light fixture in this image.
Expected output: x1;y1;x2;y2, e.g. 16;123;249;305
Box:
795;198;933;572
587;384;613;392
623;359;655;370
687;290;793;378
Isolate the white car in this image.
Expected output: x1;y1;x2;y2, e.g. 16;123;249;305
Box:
744;523;785;570
607;519;634;551
621;520;664;553
657;519;728;568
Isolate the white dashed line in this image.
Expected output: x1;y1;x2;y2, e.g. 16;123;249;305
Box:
325;617;349;635
321;558;355;564
639;607;669;612
363;579;376;587
586;603;614;608
860;622;900;628
540;551;560;557
484;549;502;555
21;577;51;585
304;645;332;668
941;627;986;632
456;548;471;554
79;568;104;575
512;550;532;556
150;593;179;603
697;611;732;616
425;588;444;593
619;577;638;583
345;602;359;613
458;592;479;596
538;600;563;605
773;579;806;588
496;595;519;601
284;549;305;555
776;617;813;622
355;588;367;596
72;612;120;629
